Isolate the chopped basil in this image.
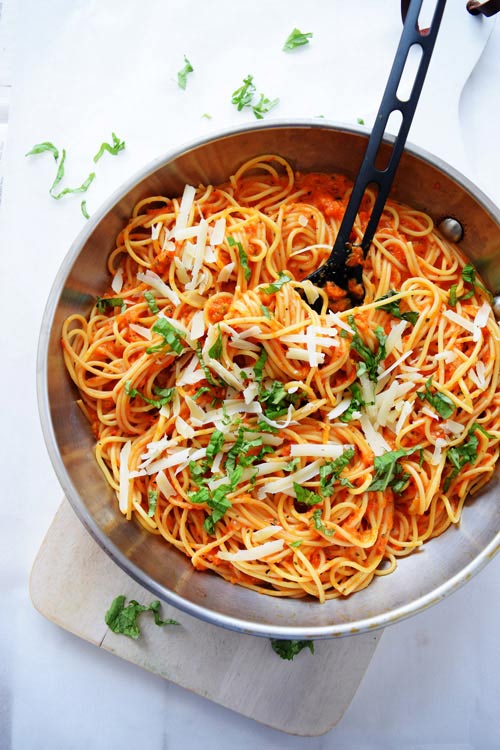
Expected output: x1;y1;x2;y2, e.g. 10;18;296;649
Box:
93;132;125;163
259;379;298;419
448;263;492;305
357;117;365;125
283;27;313;51
177;54;194;89
81;200;90;220
294;483;322;506
367;446;420;493
253;347;268;383
193;386;210;400
228;236;251;281
271;639;314;660
311;509;334;536
49;149;96;199
289;540;303;549
260;305;273;319
195;342;219;386
146;318;185;355
189;483;233;534
260;273;292;295
125;381;175;408
206;429;225;463
252;93;280;119
347;315;387;383
339;383;369;423
231;74;256;110
231;74;279;119
208;325;223;360
417;378;455;419
319;448;355;494
443;422;492;491
147;489;159;517
144;290;160;313
26;141;60;160
96;296;124;313
105;595;178;639
376;290;418;325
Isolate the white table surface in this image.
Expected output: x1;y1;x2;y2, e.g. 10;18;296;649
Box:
2;1;500;747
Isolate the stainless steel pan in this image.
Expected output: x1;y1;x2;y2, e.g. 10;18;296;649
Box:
37;121;500;639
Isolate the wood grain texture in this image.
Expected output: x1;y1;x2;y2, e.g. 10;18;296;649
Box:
30;499;382;736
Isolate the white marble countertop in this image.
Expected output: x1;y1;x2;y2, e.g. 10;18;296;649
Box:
2;1;500;747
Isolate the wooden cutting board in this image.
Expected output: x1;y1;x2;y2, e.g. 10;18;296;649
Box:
30;499;382;736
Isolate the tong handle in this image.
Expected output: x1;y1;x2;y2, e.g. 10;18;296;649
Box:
308;0;447;300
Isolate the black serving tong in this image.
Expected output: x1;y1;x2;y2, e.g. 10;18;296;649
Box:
306;0;447;309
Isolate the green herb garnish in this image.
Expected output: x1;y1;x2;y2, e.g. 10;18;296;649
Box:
231;74;256;110
208;325;223;360
228;236;251;281
144;290;160;314
319;448;355;494
206;429;225;463
253;347;268;383
260;305;273;319
177;54;194;89
105;595;178;639
146;318;185;355
339;383;369;423
271;639;315;660
147;489;159;517
26;141;60;160
376;290;419;325
125;381;175;408
96;296;125;313
443;422;493;491
347;315;387;383
367;446;420;493
448;263;492;305
311;509;334;536
283;28;313;51
293;483;322;506
81;200;90;219
252;93;280;120
93;132;125;163
260;273;292;295
417;377;455;419
49;148;96;200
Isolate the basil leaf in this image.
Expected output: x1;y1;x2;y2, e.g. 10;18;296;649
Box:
231;74;256;110
368;446;420;492
253;347;268;383
25;141;60;160
193;386;210;400
147;489;158;517
49;148;96;199
81;200;90;220
105;595;178;639
347;316;387;383
294;483;322;506
195;342;219;386
96;296;124;313
443;422;491;491
283;28;313;51
146;318;185;355
376;290;418;325
339;383;369;423
260;273;292;294
270;639;315;660
208;325;223;360
144;290;159;313
206;429;225;463
252;93;279;120
177;54;194;89
93;132;125;163
259;380;298;419
449;263;492;304
417;378;455;419
311;509;334;536
319;448;355;494
260;305;272;319
228;236;251;281
289;540;302;548
125;380;175;408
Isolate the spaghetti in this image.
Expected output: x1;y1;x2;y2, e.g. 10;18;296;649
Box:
62;154;500;601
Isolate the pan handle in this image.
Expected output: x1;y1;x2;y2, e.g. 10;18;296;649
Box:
401;0;500;20
466;0;500;16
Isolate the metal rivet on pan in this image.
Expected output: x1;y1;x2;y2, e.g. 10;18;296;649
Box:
438;217;464;243
492;296;500;321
